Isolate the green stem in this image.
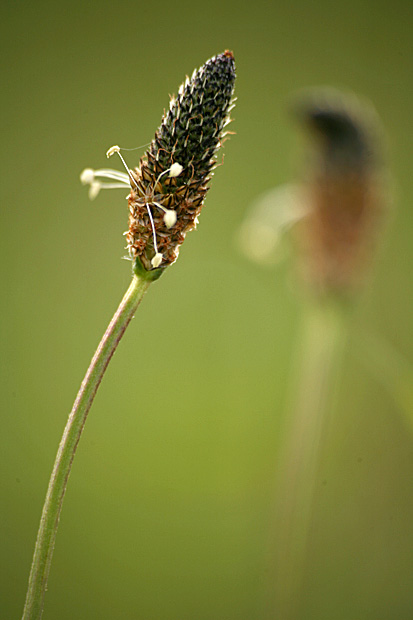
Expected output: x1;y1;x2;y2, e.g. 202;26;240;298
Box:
22;274;151;620
272;300;348;619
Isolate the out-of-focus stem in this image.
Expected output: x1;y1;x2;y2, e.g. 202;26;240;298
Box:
273;300;348;619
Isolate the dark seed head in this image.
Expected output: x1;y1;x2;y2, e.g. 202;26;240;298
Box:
127;51;236;272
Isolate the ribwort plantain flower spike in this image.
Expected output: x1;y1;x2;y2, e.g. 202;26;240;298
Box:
81;51;236;276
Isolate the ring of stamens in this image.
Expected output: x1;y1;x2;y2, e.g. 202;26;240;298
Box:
106;146;182;267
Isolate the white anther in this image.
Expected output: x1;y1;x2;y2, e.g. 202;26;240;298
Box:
154;162;184;190
151;252;163;268
163;209;177;228
80;168;95;184
169;162;183;177
88;182;101;200
106;145;120;158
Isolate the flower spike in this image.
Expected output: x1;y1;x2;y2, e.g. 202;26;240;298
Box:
81;51;236;274
127;50;236;272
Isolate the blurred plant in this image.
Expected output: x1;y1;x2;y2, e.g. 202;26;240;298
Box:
240;89;389;619
292;90;387;297
22;50;236;620
240;89;387;292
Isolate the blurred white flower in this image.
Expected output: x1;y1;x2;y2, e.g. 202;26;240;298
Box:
238;184;309;265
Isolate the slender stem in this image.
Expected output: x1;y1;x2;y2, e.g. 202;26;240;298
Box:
271;300;348;619
22;274;151;620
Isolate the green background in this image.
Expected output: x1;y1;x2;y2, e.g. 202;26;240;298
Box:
1;1;413;618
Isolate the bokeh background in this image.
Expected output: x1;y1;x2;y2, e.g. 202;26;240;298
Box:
1;1;413;618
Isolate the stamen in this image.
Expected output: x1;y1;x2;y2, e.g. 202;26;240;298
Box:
153;161;183;190
80;167;131;200
151;253;163;268
151;201;178;228
106;145;121;158
89;182;101;200
163;210;177;228
151;201;177;228
98;183;131;190
145;203;161;267
80;168;95;185
169;162;183;177
92;169;130;184
106;144;139;191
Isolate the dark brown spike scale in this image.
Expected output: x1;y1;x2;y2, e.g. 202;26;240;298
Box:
127;51;236;272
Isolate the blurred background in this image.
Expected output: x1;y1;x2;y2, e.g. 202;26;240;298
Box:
1;1;413;618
